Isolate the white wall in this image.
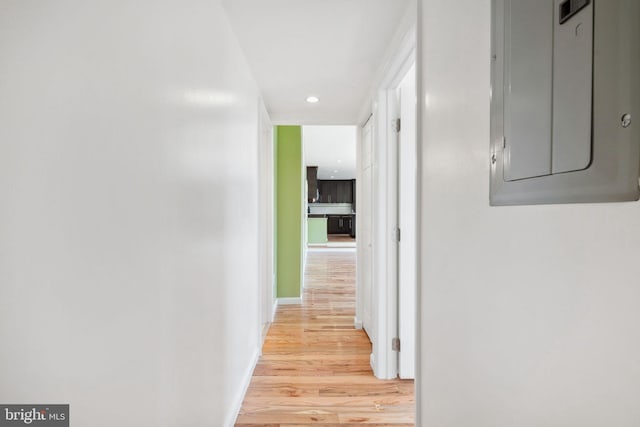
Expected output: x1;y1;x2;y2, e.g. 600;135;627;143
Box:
0;1;262;426
418;1;640;426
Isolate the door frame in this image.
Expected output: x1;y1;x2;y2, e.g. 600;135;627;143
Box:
356;24;417;379
356;117;374;335
397;64;417;379
257;98;275;347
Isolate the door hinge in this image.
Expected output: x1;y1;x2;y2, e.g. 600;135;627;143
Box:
503;136;507;149
394;118;401;132
396;228;401;242
392;337;401;352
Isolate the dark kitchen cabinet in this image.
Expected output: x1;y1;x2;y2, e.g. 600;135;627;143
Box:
317;180;327;202
337;182;352;204
307;166;318;202
351;179;356;212
327;215;341;234
350;214;356;238
325;181;338;203
327;214;354;235
318;180;353;203
341;215;353;234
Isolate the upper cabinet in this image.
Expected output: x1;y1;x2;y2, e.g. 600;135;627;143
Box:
317;180;354;203
307;166;318;203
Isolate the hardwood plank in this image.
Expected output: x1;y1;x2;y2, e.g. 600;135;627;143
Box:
240;395;414;412
236;248;415;425
236;411;339;424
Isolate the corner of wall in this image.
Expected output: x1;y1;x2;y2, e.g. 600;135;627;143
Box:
225;348;260;427
354;317;363;329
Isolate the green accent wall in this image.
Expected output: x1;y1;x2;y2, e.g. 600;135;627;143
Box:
275;126;303;298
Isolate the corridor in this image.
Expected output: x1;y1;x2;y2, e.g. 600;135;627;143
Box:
236;249;415;426
4;1;640;425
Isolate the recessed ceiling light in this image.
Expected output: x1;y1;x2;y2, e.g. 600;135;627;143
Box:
337;159;342;163
334;170;338;173
330;176;335;179
306;96;319;103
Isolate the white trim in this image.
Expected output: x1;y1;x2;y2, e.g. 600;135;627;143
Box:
300;127;307;295
261;322;271;347
277;297;303;305
225;348;260;427
257;98;274;349
357;119;374;348
354;317;363;330
415;1;424;424
397;65;417;380
370;89;400;380
355;9;417;380
272;299;278;323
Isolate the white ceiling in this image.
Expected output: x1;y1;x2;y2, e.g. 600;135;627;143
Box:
304;126;356;180
222;0;412;125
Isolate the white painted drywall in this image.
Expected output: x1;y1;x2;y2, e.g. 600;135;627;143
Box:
0;1;261;425
223;0;412;125
417;0;640;426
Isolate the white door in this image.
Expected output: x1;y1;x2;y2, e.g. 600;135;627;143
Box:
397;65;416;379
258;102;274;342
360;120;374;337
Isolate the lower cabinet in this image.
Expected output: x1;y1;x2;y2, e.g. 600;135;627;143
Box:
327;215;342;234
327;215;355;235
349;215;356;238
341;215;353;235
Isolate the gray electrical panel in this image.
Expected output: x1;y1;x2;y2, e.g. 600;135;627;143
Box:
490;0;640;205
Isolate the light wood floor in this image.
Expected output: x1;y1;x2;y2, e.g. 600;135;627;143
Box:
327;234;356;243
236;248;415;426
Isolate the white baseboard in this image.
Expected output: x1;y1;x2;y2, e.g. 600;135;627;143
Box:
277;297;302;305
370;352;376;375
354;317;363;330
261;322;271;349
225;348;260;427
271;299;278;322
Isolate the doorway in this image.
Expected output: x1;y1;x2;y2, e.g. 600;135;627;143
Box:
355;32;417;381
